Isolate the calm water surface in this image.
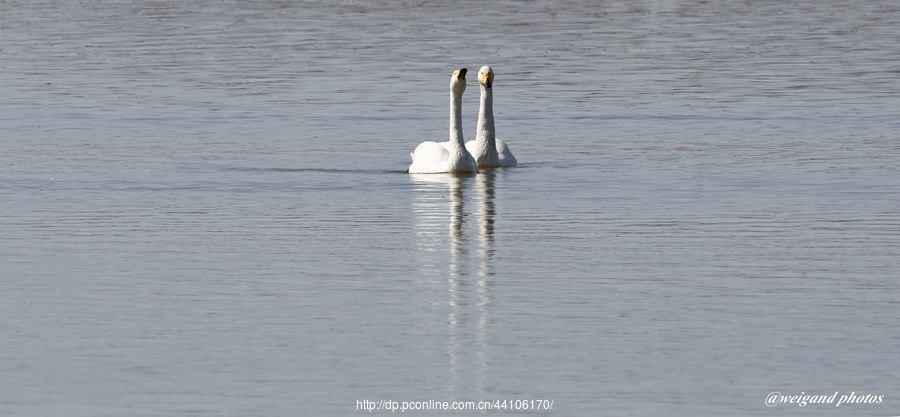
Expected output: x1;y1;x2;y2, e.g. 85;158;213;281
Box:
2;1;899;416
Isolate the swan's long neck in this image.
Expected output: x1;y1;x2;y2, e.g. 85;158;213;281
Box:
448;88;466;154
475;85;498;155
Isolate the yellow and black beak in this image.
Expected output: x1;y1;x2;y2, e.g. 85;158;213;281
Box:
455;68;467;80
480;71;493;88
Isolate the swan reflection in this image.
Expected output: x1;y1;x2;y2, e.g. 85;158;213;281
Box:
410;171;496;397
476;170;496;277
410;171;496;278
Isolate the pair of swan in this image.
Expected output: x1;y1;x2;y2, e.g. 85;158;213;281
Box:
408;66;517;174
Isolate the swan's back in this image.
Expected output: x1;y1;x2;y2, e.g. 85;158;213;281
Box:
496;138;517;167
409;141;450;174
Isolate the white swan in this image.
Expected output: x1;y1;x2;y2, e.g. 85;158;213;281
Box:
465;65;517;168
408;68;478;174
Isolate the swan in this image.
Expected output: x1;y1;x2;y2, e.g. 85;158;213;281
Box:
408;68;479;174
465;65;517;167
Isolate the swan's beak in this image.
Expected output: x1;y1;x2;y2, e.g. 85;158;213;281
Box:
480;72;493;88
455;68;467;80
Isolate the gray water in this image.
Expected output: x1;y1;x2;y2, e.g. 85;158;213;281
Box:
2;1;899;416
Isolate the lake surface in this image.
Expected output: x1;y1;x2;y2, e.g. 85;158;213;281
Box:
2;1;899;415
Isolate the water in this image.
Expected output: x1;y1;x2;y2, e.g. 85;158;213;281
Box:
2;1;899;415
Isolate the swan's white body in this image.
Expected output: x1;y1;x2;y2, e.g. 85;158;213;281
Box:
466;66;517;168
409;69;478;174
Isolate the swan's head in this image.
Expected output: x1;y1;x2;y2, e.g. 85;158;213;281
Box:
450;68;467;93
478;65;494;89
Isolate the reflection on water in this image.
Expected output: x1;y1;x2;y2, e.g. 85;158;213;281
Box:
410;171;496;399
476;171;496;278
411;172;497;279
